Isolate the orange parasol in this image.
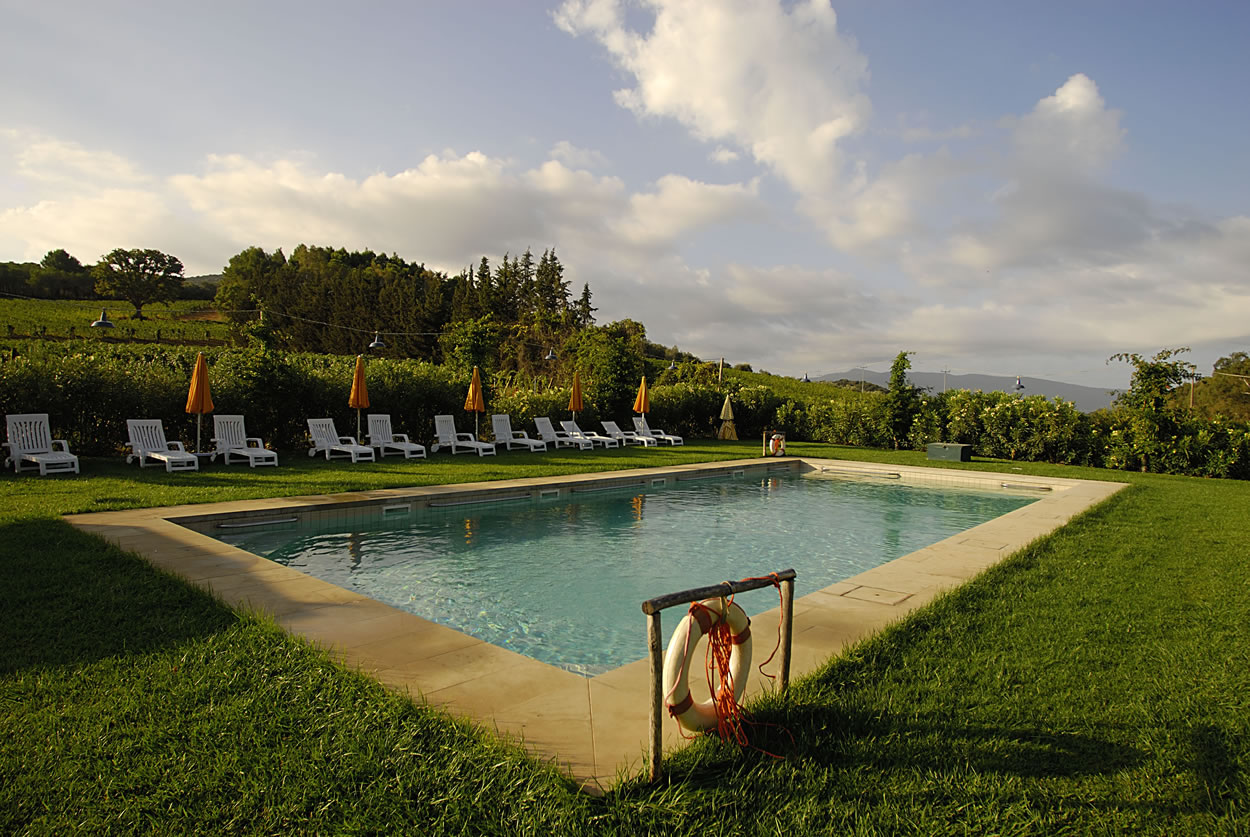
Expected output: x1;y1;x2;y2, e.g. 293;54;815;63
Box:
349;354;370;441
632;375;650;415
185;351;214;453
464;365;486;437
568;370;584;420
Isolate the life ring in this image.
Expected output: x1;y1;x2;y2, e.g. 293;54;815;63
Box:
769;434;784;456
661;598;752;732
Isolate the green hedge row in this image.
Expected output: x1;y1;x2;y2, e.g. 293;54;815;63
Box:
0;344;784;456
5;342;1250;479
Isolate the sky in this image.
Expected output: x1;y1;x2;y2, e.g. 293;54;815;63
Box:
2;0;1249;388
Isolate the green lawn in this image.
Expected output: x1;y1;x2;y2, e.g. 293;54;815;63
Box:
2;443;1247;834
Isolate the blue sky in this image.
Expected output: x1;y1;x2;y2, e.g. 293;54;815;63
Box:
3;1;1248;387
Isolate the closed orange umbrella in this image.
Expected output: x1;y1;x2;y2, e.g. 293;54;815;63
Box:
464;365;485;437
185;351;214;453
568;370;584;420
349;354;370;441
632;376;650;415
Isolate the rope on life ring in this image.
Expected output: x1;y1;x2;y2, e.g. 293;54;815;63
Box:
662;597;753;733
769;434;784;456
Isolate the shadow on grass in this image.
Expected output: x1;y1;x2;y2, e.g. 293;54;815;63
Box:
739;702;1146;778
1190;723;1245;815
0;519;237;675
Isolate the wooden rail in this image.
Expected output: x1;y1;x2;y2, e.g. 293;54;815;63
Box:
641;568;796;782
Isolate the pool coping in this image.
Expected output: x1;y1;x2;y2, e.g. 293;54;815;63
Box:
64;457;1126;791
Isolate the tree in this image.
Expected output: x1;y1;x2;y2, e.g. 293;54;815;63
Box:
567;326;645;416
1109;347;1195;472
40;249;86;273
574;283;596;328
93;248;185;318
885;351;922;449
1186;352;1250;421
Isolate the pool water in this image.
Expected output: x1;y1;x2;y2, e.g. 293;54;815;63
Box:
218;475;1035;675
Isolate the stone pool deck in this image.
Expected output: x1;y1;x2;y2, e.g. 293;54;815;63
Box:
64;457;1125;791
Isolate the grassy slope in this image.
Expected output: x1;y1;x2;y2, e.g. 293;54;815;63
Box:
721;367;874;404
2;443;1247;834
0;298;230;342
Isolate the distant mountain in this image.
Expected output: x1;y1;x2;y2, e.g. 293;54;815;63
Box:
818;369;1118;413
186;273;221;285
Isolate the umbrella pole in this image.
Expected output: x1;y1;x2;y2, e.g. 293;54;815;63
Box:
196;413;202;454
474;414;479;439
357;408;361;442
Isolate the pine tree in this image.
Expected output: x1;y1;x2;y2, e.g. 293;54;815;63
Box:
574;283;596;328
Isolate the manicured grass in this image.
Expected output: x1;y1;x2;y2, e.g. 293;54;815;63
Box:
2;444;1248;833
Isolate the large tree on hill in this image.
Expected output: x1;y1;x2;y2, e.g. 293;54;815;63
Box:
93;248;185;318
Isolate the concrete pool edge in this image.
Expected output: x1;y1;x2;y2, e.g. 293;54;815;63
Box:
63;458;1126;791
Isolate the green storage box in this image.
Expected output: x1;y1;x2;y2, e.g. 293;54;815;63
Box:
926;443;971;462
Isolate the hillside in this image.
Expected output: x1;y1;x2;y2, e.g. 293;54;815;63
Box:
819;369;1118;412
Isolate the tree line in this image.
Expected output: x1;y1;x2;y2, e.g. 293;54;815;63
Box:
0;248;216;306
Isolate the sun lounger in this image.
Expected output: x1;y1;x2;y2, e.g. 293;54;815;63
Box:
126;419;199;471
434;415;496;456
633;416;683;446
211;414;278;467
491;414;547;452
307;418;375;462
534;416;592;450
368;414;427;459
602;420;656;446
4;413;80;475
561;420;620;448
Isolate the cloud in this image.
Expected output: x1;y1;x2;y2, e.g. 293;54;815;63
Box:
709;147;739;164
549;140;609;170
1008;73;1124;174
1;131;761;281
555;0;870;195
14;135;149;187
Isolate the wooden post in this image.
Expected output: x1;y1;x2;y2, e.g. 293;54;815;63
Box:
647;611;663;782
779;576;794;691
642;568;796;783
718;357;724;385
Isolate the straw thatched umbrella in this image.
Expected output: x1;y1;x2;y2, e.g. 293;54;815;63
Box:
185;351;214;453
717;394;737;440
349;354;370;441
464;365;486;437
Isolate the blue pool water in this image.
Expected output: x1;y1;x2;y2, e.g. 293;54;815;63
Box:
217;474;1035;675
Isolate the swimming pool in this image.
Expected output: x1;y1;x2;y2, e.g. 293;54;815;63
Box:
214;472;1036;675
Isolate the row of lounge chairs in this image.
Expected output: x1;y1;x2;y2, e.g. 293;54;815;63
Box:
3;412;683;476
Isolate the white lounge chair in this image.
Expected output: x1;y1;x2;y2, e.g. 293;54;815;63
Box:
211;415;278;467
491;414;547;452
561;420;620;448
602;420;656;446
534;416;592;450
633;416;684;446
434;415;496;456
4;413;79;475
368;414;427;459
307;418;375;462
126;419;199;471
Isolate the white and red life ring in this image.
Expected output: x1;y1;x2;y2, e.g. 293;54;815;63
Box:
661;598;753;732
769;434;785;456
